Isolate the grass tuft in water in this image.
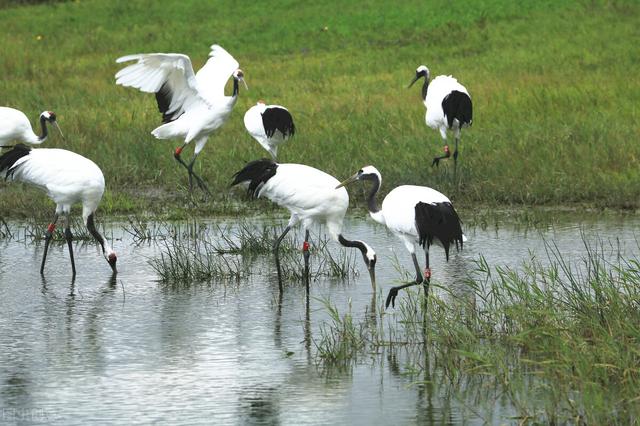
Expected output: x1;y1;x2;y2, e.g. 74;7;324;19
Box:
149;239;250;285
0;218;13;240
315;298;366;365
147;219;359;285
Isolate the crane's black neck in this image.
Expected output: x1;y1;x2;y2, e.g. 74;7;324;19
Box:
87;213;105;253
232;78;240;97
38;115;49;142
421;77;430;101
338;234;368;262
366;177;381;214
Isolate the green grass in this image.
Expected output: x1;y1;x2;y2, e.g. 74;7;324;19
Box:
0;0;639;219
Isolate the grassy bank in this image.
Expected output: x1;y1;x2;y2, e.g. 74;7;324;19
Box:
0;0;639;219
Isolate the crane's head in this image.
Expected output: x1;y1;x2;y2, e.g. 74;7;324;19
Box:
408;65;430;88
41;111;56;122
233;69;249;91
362;242;377;289
335;165;382;189
40;110;65;140
105;250;118;273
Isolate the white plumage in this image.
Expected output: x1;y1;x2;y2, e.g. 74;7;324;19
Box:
0;107;63;147
337;165;464;307
115;44;246;192
409;65;473;170
0;145;117;275
231;159;376;289
243;101;295;159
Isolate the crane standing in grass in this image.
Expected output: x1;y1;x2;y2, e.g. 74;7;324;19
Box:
0;144;117;276
231;159;377;291
337;165;464;308
0;107;64;147
243;101;295;159
408;65;472;174
115;44;247;193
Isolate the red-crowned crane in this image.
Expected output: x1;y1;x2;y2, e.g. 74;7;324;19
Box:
231;159;376;291
243;101;295;159
337;165;464;308
115;44;247;193
0;144;117;276
0;107;64;147
409;65;472;174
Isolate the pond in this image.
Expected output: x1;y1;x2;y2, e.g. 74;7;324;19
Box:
0;211;638;424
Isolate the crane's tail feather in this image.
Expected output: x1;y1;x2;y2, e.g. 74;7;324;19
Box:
230;159;278;198
262;107;296;139
0;144;31;181
442;91;473;129
415;201;464;261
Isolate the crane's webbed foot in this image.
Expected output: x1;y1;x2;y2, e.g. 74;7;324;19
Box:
385;287;400;309
431;145;451;167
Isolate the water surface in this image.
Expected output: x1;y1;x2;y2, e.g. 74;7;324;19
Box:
1;212;638;424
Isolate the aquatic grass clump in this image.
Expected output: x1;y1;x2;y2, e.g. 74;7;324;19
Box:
212;220;293;255
22;217;98;243
315;236;640;423
149;239;250;285
315;298;367;365
0;218;13;240
276;237;359;282
147;219;359;285
123;216;209;244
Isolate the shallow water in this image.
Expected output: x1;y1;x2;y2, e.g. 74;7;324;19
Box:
0;212;638;425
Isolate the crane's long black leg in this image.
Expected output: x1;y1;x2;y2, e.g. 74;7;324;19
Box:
173;144;189;170
423;250;431;300
453;136;459;180
303;230;311;292
412;253;424;285
40;213;59;275
187;155;211;195
63;215;76;277
431;144;451;167
274;225;292;291
174;144;209;194
386;252;425;309
386;251;435;309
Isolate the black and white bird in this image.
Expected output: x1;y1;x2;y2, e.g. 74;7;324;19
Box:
243;101;295;159
115;44;247;193
337;165;464;308
408;65;472;172
0;144;117;276
0;107;64;147
231;159;376;290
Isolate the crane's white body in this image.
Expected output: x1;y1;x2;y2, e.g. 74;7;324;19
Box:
259;164;349;241
5;149;105;220
0;107;45;146
372;185;452;252
424;75;470;140
115;45;241;155
1;146;116;273
244;103;292;158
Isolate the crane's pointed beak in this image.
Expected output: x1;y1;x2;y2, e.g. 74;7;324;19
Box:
335;173;359;189
368;264;376;290
408;75;420;88
241;78;249;91
53;121;66;141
